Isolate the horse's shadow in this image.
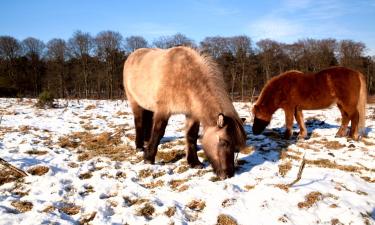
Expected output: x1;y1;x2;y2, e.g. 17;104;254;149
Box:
236;119;339;175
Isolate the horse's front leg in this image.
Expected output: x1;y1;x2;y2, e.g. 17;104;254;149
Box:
284;108;294;139
144;113;169;164
185;117;203;168
294;108;307;139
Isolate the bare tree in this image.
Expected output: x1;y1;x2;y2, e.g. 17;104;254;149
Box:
0;36;22;84
256;39;283;82
153;33;195;49
68;30;94;98
338;40;366;70
125;36;148;52
200;36;231;58
95;30;123;98
46;38;69;97
22;37;45;95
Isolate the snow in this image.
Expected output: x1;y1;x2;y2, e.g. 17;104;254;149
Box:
0;98;374;225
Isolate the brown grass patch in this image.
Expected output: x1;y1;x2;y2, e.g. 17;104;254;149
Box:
79;172;93;179
25;150;48;155
58;203;81;215
85;105;96;110
278;161;292;177
240;146;254;154
274;184;289;192
360;176;375;183
322;141;346;150
169;179;188;190
331;218;344;225
11;200;33;213
137;203;155;219
138;168;153;178
123;196;149;207
298;191;323;209
175;165;189;174
164;206;176;217
157;149;185;163
116;111;130;116
222;198;236;208
244;185;255;191
187;199;206;212
152;170;166;178
79;211;97;224
217;214;238;225
42;205;56;213
27;165;49;176
141;180;165;189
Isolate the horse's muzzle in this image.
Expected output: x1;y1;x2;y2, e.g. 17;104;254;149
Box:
252;117;270;135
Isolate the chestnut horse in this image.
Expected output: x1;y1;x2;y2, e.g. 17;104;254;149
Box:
252;66;367;140
123;46;246;179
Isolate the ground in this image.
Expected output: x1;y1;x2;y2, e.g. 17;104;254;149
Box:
0;98;374;225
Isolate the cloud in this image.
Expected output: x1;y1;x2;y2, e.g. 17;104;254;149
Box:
247;0;355;42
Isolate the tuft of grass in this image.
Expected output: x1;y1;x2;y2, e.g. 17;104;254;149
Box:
164;206;176;217
187;199;206;212
244;185;255;191
58;203;81;215
138;168;153;178
84;105;96;110
36;91;55;108
137;203;155;219
42;205;56;213
278;161;292;177
27;165;49;176
157;149;185;163
25;150;48;155
217;214;238;225
222;198;236;208
78;172;93;180
11;200;33;213
175;165;189;174
274;184;289;192
298;191;323;209
141;180;165;189
169;179;188;190
123;196;149;207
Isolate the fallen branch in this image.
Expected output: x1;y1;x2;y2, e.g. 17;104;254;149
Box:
288;154;306;187
0;158;28;177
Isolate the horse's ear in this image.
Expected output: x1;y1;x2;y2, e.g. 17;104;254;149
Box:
217;113;225;128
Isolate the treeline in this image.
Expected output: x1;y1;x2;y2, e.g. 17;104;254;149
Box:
1;31;375;99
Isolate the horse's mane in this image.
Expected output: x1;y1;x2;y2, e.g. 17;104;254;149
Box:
181;47;247;147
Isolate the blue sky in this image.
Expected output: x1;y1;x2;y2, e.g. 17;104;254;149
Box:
1;0;375;55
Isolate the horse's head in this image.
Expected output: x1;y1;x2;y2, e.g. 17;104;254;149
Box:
252;104;271;135
202;114;246;180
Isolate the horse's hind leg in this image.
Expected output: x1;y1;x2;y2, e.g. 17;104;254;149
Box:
349;111;360;140
144;113;169;164
284;108;294;139
143;110;154;143
294;108;307;139
130;101;147;151
185;117;203;168
336;104;350;137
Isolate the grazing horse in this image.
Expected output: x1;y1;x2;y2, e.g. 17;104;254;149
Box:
123;46;246;179
252;66;367;140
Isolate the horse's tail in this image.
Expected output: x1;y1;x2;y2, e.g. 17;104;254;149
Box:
357;72;367;137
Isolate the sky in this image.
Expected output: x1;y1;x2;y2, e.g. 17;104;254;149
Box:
1;0;375;55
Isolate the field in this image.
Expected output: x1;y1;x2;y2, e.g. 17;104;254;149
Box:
0;98;374;225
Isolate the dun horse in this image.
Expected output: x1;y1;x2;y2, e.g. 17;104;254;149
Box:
252;66;367;140
123;46;246;179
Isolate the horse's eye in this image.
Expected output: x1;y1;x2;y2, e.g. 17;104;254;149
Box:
219;139;229;148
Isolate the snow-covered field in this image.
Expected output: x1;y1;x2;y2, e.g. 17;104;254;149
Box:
0;98;374;225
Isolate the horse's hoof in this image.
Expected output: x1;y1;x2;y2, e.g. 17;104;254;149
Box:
189;162;204;169
144;159;155;164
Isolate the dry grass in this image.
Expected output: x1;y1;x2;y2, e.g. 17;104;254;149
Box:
222;198;236;208
278;161;292;177
175;165;189;174
186;199;206;212
85;104;96;110
141;180;165;189
79;211;97;224
244;185;255;191
27;165;49;176
274;184;289;192
42;205;56;213
360;176;375;183
58;203;81;215
297;191;323;209
138;168;153;178
11;200;33;213
123;196;149;207
169;179;188;190
322;140;346;150
79;172;93;180
137;203;155;219
157;149;185;163
164;206;176;217
217;214;238;225
25;150;48;155
240;146;254;154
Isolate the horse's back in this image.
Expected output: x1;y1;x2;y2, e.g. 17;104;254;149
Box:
124;48;166;110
